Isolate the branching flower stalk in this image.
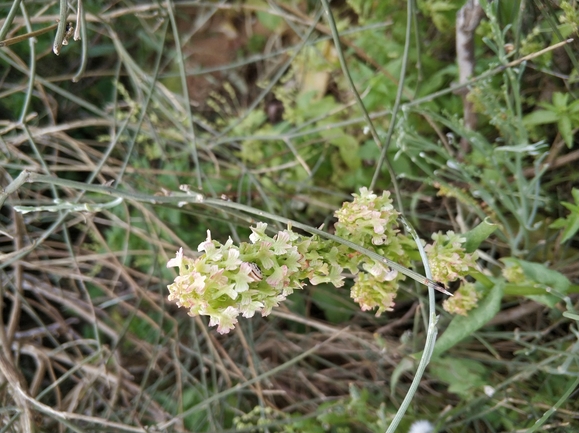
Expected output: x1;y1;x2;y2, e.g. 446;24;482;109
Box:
167;188;478;333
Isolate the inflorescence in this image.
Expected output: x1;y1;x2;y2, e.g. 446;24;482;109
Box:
167;188;478;333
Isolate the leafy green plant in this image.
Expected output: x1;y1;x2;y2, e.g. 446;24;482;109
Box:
524;92;579;148
549;188;579;243
3;0;579;432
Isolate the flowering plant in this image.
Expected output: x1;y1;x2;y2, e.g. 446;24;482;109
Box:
167;188;478;333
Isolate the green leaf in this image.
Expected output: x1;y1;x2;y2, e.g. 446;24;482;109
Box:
429;357;487;397
569;99;579;114
551;212;579;242
432;281;504;358
332;134;362;171
517;259;571;292
503;258;570;307
359;139;381;161
558;116;574;148
503;283;562;296
552;91;568;109
523;109;559;126
550;200;579;243
463;218;498;253
563;311;579;321
256;11;284;32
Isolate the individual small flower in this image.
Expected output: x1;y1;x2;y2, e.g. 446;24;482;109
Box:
279;248;301;273
425;231;478;284
266;264;289;290
198;230;222;261
249;222;269;243
443;282;479;315
270;230;293;255
166;247;184;268
208;306;239;334
230;267;252;293
362;260;398;281
261;293;287;316
309;263;345;287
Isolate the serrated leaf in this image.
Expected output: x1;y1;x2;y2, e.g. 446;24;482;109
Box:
432;282;504;358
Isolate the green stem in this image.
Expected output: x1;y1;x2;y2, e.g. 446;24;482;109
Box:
18;171;440;291
165;0;202;190
18;3;35;123
0;0;23;40
370;0;414;202
52;0;68;55
319;0;403;209
385;214;439;433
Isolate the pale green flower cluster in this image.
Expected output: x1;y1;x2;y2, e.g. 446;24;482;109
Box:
167;224;345;334
425;231;479;315
334;188;399;247
442;282;479;316
425;231;478;283
167;188;479;333
335;188;412;315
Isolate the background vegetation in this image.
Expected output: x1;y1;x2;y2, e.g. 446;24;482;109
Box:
1;0;578;432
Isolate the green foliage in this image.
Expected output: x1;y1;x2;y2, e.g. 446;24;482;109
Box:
560;0;579;34
157;387;217;432
235;386;391;433
401;104;550;256
417;0;464;32
463;219;498;253
524;92;579;148
432;282;504;358
502;258;570;307
127;309;162;344
429;357;488;397
549;188;579;243
3;0;579;431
